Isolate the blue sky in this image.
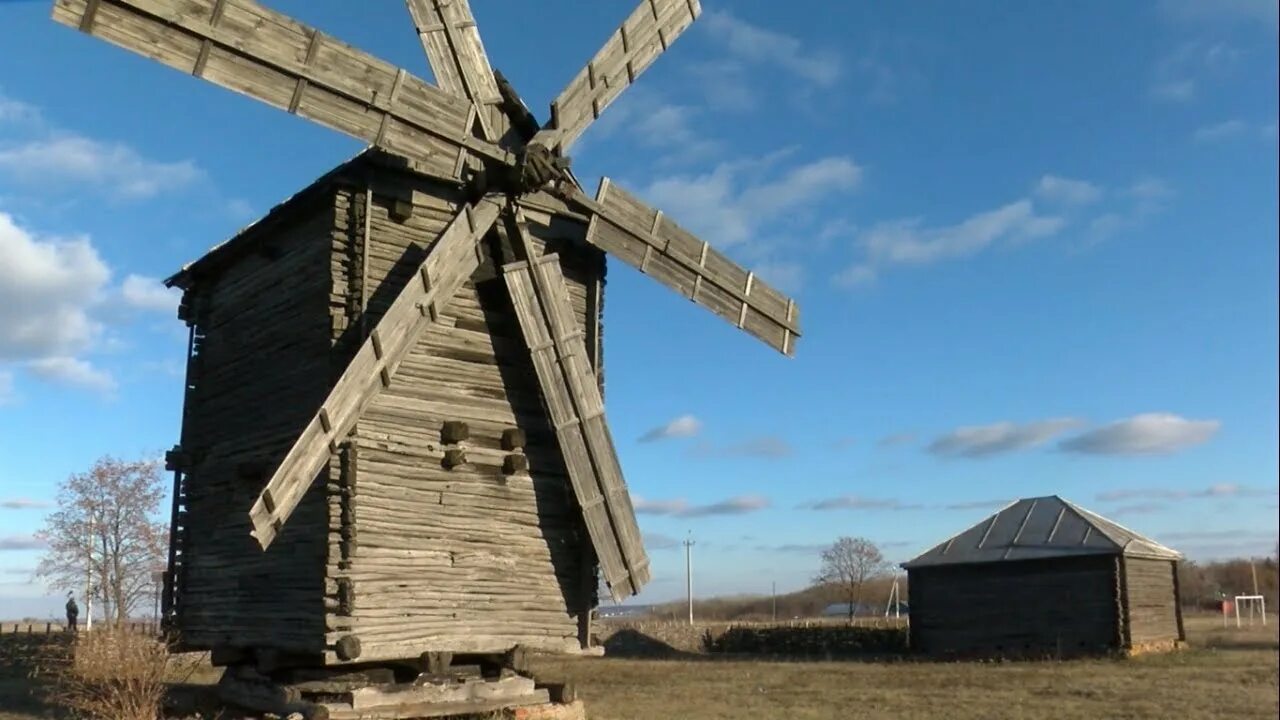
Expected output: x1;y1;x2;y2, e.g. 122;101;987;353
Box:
0;0;1276;617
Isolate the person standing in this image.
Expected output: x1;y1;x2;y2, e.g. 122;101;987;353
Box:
65;592;79;632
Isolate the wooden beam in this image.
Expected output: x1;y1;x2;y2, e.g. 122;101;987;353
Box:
574;179;801;356
51;0;513;177
406;0;502;143
501;230;650;599
535;0;703;154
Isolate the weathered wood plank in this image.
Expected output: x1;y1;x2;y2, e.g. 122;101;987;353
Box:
249;197;503;549
52;0;511;174
576;179;800;356
502;255;646;599
536;0;702;153
406;0;501;111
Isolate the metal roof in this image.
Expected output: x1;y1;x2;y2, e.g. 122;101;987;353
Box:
902;495;1183;569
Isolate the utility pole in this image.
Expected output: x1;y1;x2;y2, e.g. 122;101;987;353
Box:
84;516;93;633
683;533;695;626
771;581;777;622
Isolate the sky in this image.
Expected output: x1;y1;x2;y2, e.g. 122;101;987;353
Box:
0;0;1277;618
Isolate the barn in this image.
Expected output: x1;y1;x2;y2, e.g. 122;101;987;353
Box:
903;495;1185;657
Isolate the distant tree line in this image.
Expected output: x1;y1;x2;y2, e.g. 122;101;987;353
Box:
1177;556;1278;610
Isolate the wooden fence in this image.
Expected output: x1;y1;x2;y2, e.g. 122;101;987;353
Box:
1;621;161;636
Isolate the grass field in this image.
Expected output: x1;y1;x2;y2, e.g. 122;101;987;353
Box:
1;615;1275;719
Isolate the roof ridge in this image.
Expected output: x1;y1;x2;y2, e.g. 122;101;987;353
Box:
1057;497;1126;553
1062;497;1183;559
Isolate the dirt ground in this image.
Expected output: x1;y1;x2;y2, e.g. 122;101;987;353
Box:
1;614;1275;719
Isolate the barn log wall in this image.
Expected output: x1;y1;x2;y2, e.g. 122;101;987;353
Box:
172;196;335;654
1121;557;1183;647
323;165;602;664
908;555;1119;657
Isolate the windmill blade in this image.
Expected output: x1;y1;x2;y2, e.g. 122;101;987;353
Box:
534;0;702;154
405;0;501;106
248;197;504;549
502;242;651;600
53;0;512;178
548;180;801;357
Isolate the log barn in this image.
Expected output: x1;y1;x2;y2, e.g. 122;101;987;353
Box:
903;495;1185;657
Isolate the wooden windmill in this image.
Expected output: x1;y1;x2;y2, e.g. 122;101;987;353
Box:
53;0;801;676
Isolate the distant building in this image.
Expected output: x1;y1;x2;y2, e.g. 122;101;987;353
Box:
902;496;1185;657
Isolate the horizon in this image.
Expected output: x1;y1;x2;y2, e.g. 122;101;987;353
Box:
1;0;1277;619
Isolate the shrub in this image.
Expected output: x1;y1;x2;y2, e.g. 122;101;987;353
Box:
35;628;187;720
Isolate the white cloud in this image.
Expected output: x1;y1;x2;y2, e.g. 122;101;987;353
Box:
1060;413;1220;455
803;495;921;511
688;60;758;112
0;535;46;551
580;87;721;163
641;154;862;250
28;356;116;395
1097;483;1275;502
1193;119;1276;143
634;494;770;517
644;533;681;550
1149;79;1196;103
639;414;703;442
1035;175;1103;206
1194;119;1249;141
120;274;180;314
749;260;805;295
0;370;12;406
0;135;202;201
1086;177;1174;244
928;418;1084;458
1148;41;1247;104
0;92;41;125
877;432;916;448
689;436;793;459
701;10;841;87
1;498;51;510
1160;0;1279;25
0;212;109;362
836;198;1064;286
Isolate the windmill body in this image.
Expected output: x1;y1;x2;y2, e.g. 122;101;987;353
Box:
52;0;802;672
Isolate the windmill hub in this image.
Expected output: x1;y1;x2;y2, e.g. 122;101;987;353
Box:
511;142;571;195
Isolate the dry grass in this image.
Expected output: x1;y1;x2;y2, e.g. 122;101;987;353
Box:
33;628;197;720
1;615;1275;719
0;628;204;720
529;615;1279;720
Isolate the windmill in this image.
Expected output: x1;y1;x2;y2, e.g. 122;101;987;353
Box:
52;0;801;709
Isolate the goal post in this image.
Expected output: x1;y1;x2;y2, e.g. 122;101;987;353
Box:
1234;595;1267;627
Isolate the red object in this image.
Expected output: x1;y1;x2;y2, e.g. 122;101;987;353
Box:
1221;600;1234;615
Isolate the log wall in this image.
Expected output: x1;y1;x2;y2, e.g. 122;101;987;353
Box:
324;166;604;664
170;154;605;664
907;555;1119;657
173;195;335;654
1121;557;1183;647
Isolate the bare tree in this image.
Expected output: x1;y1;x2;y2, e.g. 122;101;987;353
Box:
36;456;167;625
816;536;889;621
